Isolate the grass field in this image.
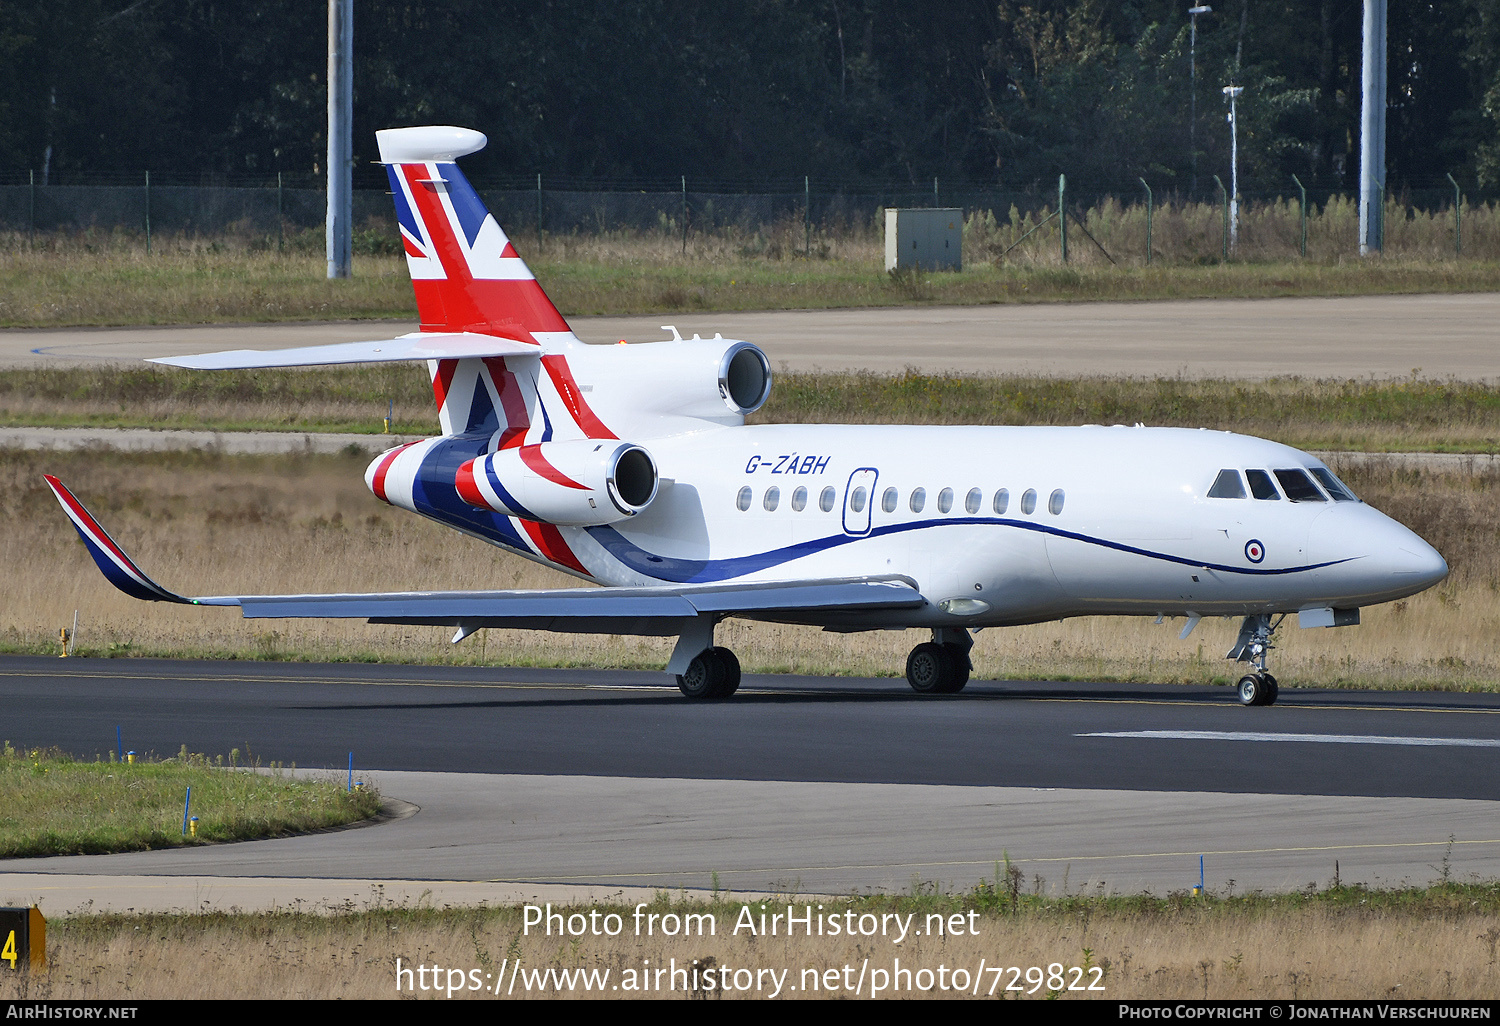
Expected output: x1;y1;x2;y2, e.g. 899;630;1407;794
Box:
5;886;1500;999
2;448;1493;690
0;744;380;858
5;209;1500;328
5;366;1500;454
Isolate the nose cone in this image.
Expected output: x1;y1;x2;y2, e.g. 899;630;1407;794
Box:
1307;504;1448;604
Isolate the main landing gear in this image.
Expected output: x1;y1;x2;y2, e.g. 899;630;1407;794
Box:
676;646;741;699
1228;614;1284;706
905;628;972;694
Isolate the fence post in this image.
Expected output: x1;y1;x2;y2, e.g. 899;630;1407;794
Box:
1214;175;1228;262
1139;178;1153;266
1446;172;1462;256
933;175;939;208
536;173;543;254
144;170;151;254
28;169;34;247
1058;174;1068;264
805;175;811;256
681;175;687;255
276;171;284;252
1291;174;1307;258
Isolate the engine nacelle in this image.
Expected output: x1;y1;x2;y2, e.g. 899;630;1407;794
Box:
561;337;773;432
455;440;658;526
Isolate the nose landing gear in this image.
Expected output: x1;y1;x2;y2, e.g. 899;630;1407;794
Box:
1228;614;1284;706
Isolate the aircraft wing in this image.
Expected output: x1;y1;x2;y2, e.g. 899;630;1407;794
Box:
46;476;923;634
147;331;537;369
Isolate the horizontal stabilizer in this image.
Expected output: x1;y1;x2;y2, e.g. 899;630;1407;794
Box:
48;476;923;632
148;332;538;370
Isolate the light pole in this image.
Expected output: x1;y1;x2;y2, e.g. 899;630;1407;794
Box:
1223;84;1243;250
1189;5;1212;195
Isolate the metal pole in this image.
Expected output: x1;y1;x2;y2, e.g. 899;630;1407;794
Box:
1189;6;1212;195
326;0;353;279
277;171;284;252
144;170;151;254
28;169;34;247
1359;0;1386;255
1447;172;1461;256
681;175;687;255
1214;174;1228;261
536;173;542;253
1139;178;1153;266
1224;86;1242;252
804;175;811;256
1058;174;1068;263
933;175;938;207
1292;174;1307;258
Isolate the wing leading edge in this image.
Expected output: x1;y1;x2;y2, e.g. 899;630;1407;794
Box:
46;477;924;634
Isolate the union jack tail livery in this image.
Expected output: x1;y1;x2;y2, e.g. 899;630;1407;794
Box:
47;124;1448;705
379;127;574;346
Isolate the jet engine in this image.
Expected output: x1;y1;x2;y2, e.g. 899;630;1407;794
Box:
561;337;773;431
456;439;658;526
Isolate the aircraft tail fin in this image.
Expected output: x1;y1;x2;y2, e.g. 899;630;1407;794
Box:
377;126;574;348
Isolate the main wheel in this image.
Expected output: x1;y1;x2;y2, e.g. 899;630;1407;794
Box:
907;643;963;694
678;649;727;699
709;646;741;697
940;643;972;693
1237;673;1270;706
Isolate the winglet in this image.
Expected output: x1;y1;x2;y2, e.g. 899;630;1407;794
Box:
44;475;191;604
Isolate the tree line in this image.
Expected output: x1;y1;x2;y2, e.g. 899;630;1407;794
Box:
3;1;1499;197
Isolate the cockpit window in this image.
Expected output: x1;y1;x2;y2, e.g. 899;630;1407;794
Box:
1245;470;1280;500
1274;468;1327;502
1207;469;1247;498
1309;467;1359;502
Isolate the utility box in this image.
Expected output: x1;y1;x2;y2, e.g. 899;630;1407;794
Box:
885;207;962;272
0;907;45;972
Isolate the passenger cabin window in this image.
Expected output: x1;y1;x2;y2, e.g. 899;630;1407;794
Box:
1208;469;1247;498
882;487;898;513
1020;488;1037;514
850;486;867;513
1246;470;1280;500
1048;489;1065;514
965;488;982;514
819;486;836;512
992;489;1009;514
937;487;954;513
791;486;807;511
736;486;752;511
1309;467;1359;502
763;486;780;511
1274;469;1327;502
909;487;926;513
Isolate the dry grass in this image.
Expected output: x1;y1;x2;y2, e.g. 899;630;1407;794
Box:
1;449;1493;690
6;891;1500;999
5;367;1500;454
5;204;1500;328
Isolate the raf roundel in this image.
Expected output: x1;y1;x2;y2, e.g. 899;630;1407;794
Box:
1244;539;1266;564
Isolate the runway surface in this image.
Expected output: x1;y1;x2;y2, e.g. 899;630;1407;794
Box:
2;656;1498;904
6;291;1500;378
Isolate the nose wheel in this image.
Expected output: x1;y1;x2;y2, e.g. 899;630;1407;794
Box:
1228;614;1285;706
1236;671;1279;706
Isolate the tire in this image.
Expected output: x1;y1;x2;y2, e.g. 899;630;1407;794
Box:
1260;672;1279;706
907;643;956;694
1237;673;1267;706
677;650;725;699
710;647;741;697
939;643;971;693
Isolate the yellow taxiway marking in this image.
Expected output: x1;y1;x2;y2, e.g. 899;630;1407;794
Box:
4;668;1499;715
520;837;1500;882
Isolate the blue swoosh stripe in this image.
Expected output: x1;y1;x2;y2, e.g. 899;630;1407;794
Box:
585;516;1356;585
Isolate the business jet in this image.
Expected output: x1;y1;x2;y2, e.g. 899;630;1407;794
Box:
46;126;1449;706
